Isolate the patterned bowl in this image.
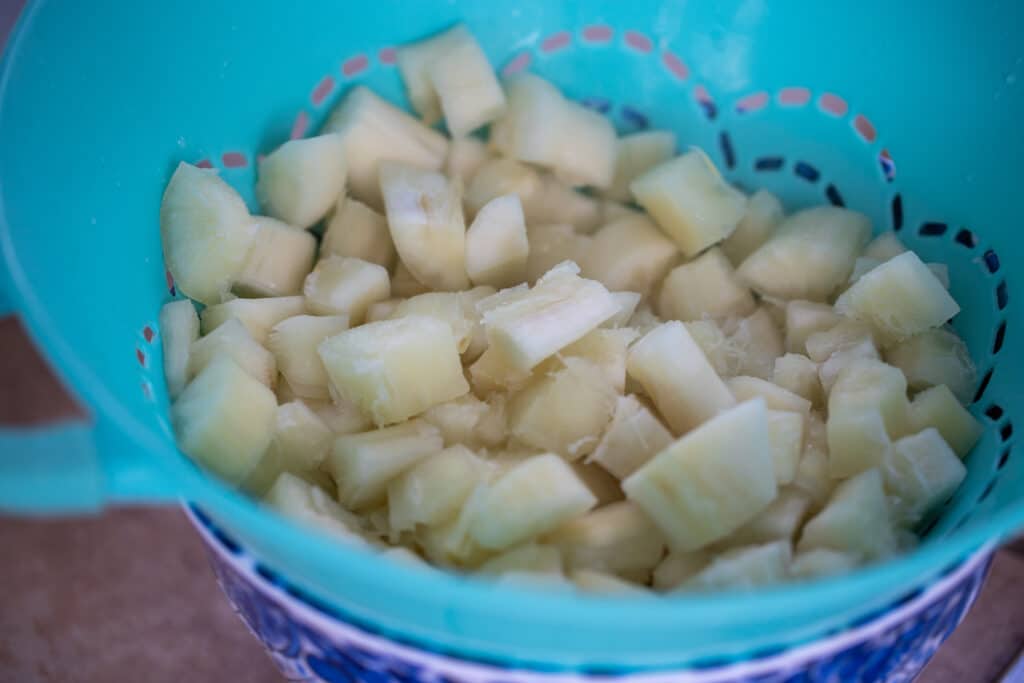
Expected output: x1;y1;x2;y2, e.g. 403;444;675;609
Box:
188;505;991;683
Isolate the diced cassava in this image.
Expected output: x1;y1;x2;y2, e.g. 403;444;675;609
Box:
421;393;506;449
256;134;347;229
243;400;335;495
685;541;791;591
588;395;674;479
604;130;677;202
773;353;823;406
525;175;604;233
727;376;812;415
445;136;491;183
187;318;277;388
544;501;666;575
476;543;564;575
767;410;805;485
264;473;368;545
584;215;679;297
883;428;966;525
571;570;650;595
303;256;390;323
884;328;976;403
465;194;529;288
907;385;983;457
653;551;711;590
524;223;593;284
320;196;396;270
390;261;430;298
159;299;199;398
817;339;881;395
785;300;842;354
658;248;755;322
720;189;784;265
798;469;897;561
724;489;811;547
726;308;785;380
464;157;541;218
267;314;350;398
789;549;858;580
863;231;907;261
388;444;488;533
233;217;317;298
604;292;642;329
544;327;637;394
805;320;876;363
305;395;373;436
199;295;305;344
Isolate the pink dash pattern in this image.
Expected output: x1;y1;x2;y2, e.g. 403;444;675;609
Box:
818;93;848;117
662;51;689;80
221;151;247;168
378;47;397;65
694;84;712;103
165;269;175;296
136;348;146;367
854;114;877;143
342;54;369;77
736;91;769;113
312;75;335;106
541;31;571;53
502;52;531;77
624;31;652;53
195;159;213;169
778;87;811;106
582;25;613;43
290;111;310;140
143;326;154;343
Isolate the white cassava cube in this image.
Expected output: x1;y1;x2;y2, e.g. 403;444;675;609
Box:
542;327;636;394
846;256;883;287
508;357;617;460
172;355;277;483
630;150;746;257
199;295;305;344
684;541;791;591
319;315;469;426
234;217;317;297
396;26;463;124
785;300;842;354
827;408;892;479
727;308;785;380
388;444;488;533
627;302;663;337
159;299;199;398
570;462;625;506
830;359;910;435
326;419;443;510
653;550;711;590
571;570;650;595
627;321;737;434
684;320;734;377
379;161;468;291
658;248;755;322
321;196;396;270
818;341;882;396
303;256;390;323
884;328;976;403
724;489;812;547
477;261;618;371
789;549;858;580
552;102;618;189
737;206;871;301
467;347;532;395
243;400;335;495
390;261;430;298
389;291;478;355
773;353;823;406
623;399;777;551
264;473;368;545
365;298;405;323
834;251;960;345
524;223;593;284
798;468;897;561
464;157;541;218
322;86;448;207
544;501;665;575
305;396;372;435
863;231;908;261
908;385;983;457
421;393;506;449
160;162;256;305
524;175;603;233
469;453;598;550
884;428;966;525
477;543;564;576
257;134;347;229
465;194;529;288
720;189;784;265
805;320;876;363
445;136;491;183
267;314;350;398
604;130;677;202
584;215;679;297
589;395;675;479
767;409;805;485
187;318;276;388
604;292;642;329
793;440;835;506
727;376;812;415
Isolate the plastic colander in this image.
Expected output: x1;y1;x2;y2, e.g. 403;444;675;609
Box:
1;0;1023;671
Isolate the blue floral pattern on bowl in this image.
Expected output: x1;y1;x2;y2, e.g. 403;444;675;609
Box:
186;505;991;683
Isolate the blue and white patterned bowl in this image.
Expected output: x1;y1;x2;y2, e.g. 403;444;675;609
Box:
187;505;992;683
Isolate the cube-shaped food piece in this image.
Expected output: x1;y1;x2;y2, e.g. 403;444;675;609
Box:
187;318;276;388
653;550;712;591
159;300;199;398
365;298;405;323
326;419;444;510
445;136;491;183
465;194;529;289
830;359;910;436
421;393;506;449
767;410;805;485
524;223;593;284
470;454;598;550
604;130;677;202
544;501;666;574
604;292;642;329
863;231;908;261
264;473;368;545
571;570;650;595
773;353;823;406
623;399;777;551
467;346;532;395
805;320;876;363
570;462;625;506
630;150;747;257
322;86;448;207
390;261;430;298
727;308;785;380
589;395;675;479
388;444;489;534
658;248;755;322
817;339;882;395
884;428;967;525
785;300;842;354
683;320;734;377
508;357;617;460
798;469;897;561
257;134;347;229
551;104;617;189
477;543;564;576
417;487;491;567
793;440;836;505
727;376;812;416
525;175;603;233
738;206;871;301
627;321;737;434
319;315;470;426
724;489;812;547
389;291;480;356
789;549;858;580
267;315;350;398
478;261;618;371
396;26;463;124
243;400;335;496
321;196;396;270
490;75;567;163
835;251;960;345
464;157;541;218
379;161;468;291
545;327;637;394
826;407;892;479
160;162;257;304
303;256;390;323
304;396;373;436
684;541;792;591
584;215;679;297
720;189;784;265
885;328;976;403
234;217;317;298
199;296;305;344
908;385;983;457
172;355;277;483
425;30;506;137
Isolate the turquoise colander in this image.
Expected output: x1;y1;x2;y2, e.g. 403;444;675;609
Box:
1;0;1022;671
